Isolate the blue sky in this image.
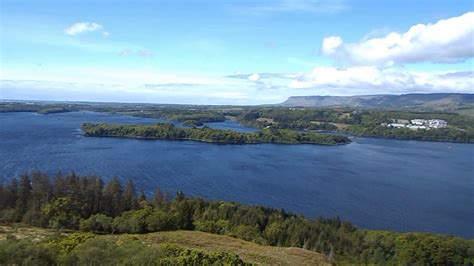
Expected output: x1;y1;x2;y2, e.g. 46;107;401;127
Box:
1;0;473;104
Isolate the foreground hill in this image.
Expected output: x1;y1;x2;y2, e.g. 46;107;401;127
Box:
280;93;474;111
0;225;329;265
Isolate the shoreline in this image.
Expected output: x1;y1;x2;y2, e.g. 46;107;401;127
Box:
82;133;350;146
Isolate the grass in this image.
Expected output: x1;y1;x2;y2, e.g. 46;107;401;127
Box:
0;225;330;265
142;230;330;265
0;224;69;241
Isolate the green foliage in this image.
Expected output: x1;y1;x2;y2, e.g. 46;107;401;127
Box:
43;197;81;229
343;110;474;142
0;233;248;265
347;231;474;265
346;124;474;142
81;122;350;145
232;224;264;243
80;213;114;233
56;232;96;254
0;237;58;265
239;108;354;128
2;172;473;264
239;107;474;142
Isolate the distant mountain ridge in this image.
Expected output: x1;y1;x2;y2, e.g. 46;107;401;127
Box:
280;93;474;110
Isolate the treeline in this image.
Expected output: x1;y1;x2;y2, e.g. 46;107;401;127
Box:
1;172;473;264
239;108;355;129
81;123;350;145
239;108;474;129
346;111;474;142
121;108;227;124
238;108;474;142
0;103;75;114
346;125;474;143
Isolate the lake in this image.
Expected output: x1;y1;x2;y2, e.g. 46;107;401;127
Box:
1;111;473;238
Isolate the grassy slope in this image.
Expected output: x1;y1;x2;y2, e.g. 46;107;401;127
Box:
0;225;329;266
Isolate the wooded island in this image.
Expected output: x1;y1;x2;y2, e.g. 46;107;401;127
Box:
81;122;351;145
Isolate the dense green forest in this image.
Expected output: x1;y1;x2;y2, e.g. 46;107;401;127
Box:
0;173;473;265
81;123;350;145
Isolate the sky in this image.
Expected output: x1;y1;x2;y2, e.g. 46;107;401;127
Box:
0;0;473;104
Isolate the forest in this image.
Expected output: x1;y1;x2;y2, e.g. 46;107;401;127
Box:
81;122;350;145
0;172;472;265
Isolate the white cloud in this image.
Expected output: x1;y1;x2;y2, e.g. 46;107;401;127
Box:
0;66;292;104
65;22;108;36
321;36;342;55
289;66;473;94
322;12;474;65
248;73;260;81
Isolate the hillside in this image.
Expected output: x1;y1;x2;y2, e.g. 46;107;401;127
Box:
280;93;474;111
0;225;329;265
2;172;473;265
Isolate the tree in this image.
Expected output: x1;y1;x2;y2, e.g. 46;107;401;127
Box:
102;177;123;217
43;197;81;229
122;180;138;212
0;178;18;210
152;187;166;208
16;174;32;217
31;171;52;211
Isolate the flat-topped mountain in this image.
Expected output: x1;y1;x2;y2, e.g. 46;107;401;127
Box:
280;93;474;110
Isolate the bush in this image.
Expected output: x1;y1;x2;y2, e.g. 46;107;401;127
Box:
80;214;114;233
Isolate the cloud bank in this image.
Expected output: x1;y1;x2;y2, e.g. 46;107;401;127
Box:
289;67;473;94
321;12;474;65
288;12;474;95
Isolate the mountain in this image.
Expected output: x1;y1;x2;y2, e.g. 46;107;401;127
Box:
280;93;474;110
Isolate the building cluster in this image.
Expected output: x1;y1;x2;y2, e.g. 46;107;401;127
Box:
382;119;448;130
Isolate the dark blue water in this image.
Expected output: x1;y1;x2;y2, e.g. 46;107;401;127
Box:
1;112;473;238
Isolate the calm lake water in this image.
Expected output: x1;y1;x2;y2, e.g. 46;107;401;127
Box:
1;112;473;238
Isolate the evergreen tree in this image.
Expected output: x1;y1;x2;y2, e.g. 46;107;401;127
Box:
16;174;32;217
102;177;123;216
122;180;138;211
0;178;18;210
31;171;52;210
152;187;166;208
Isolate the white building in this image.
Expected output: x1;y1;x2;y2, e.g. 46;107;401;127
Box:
411;119;427;125
384;118;448;129
389;123;407;128
428;119;447;128
407;125;427;130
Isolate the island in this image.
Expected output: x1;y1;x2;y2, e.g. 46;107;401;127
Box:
81;122;351;145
